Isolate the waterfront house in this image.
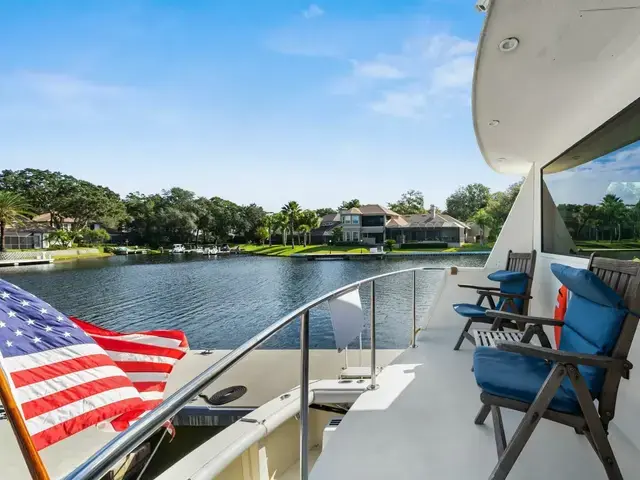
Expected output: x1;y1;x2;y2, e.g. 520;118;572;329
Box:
32;212;76;231
310;213;341;244
3;222;55;249
332;204;469;247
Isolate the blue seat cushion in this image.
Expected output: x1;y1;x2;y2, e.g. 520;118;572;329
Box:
474;347;580;414
453;303;488;318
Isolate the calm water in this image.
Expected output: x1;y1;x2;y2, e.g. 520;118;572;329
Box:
0;255;487;350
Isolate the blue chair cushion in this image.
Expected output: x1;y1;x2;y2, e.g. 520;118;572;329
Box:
550;263;628;396
474;347;580;414
487;270;529;313
487;270;528;283
453;303;488;318
550;263;624;308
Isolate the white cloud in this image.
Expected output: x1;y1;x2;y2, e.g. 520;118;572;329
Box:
352;60;405;79
302;4;324;19
370;91;425;118
348;34;476;118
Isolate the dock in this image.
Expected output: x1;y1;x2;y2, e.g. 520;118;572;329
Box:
0;258;54;267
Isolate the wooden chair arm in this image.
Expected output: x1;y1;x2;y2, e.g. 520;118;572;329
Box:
477;291;532;300
458;284;499;291
496;342;624;370
486;311;563;327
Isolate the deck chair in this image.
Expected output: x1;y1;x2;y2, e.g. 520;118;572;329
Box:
453;250;536;350
473;257;640;480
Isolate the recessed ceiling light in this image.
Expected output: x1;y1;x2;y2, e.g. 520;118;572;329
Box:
499;37;519;52
488;120;500;127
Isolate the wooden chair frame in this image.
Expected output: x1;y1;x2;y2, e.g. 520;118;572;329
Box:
475;254;640;480
454;250;537;350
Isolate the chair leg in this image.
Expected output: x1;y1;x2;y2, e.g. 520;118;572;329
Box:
454;319;474;350
491;406;507;456
566;365;623;480
489;364;566;480
474;404;491;425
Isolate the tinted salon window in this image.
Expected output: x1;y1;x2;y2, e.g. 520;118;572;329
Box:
542;98;640;258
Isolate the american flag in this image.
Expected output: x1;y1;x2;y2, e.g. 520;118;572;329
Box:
69;317;188;432
0;279;187;450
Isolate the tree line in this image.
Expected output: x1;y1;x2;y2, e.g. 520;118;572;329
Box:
0;168;523;251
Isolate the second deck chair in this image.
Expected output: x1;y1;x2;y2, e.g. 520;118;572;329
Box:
453;250;536;350
473;259;640;480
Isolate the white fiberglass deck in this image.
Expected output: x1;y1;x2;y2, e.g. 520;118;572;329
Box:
310;314;640;479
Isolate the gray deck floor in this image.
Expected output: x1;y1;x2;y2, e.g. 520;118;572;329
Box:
310;319;640;479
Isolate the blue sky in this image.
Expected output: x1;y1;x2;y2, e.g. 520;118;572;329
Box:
0;0;518;212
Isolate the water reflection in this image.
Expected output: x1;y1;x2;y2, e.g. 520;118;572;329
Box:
0;255;487;349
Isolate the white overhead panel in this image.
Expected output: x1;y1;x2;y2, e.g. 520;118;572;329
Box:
473;0;640;173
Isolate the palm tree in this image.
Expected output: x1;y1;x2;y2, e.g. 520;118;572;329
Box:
271;212;287;246
281;201;302;248
298;210;320;246
600;194;626;242
299;224;311;246
0;192;32;252
264;214;274;246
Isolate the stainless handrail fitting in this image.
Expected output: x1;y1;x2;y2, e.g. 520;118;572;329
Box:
65;266;445;480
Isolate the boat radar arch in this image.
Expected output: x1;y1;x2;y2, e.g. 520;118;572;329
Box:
473;0;640;174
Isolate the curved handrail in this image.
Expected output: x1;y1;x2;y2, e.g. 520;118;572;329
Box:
64;266;445;480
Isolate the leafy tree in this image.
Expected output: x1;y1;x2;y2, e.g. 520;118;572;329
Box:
331;226;343;243
470;208;494;244
80;228;111;245
255;226;269;245
384;239;396;251
281;201;302;248
48;229;73;248
484;180;523;238
298;224;311;246
339;199;361;210
0;169;76;228
315;207;336;217
0;191;32;252
388;189;426;214
239;203;266;242
444;183;491;221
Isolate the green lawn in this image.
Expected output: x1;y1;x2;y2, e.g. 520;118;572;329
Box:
576;240;640;250
238;242;493;257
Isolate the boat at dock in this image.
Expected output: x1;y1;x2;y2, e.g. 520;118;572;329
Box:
5;2;640;479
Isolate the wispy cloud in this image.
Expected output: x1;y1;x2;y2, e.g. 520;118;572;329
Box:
352;60;405;79
352;34;477;118
302;4;324;19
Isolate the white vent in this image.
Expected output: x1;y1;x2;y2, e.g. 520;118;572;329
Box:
322;417;343;449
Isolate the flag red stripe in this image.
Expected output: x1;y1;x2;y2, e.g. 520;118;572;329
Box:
133;382;166;392
114;361;174;374
11;354;114;388
31;397;143;450
70;317;188;346
92;337;186;360
107;399;163;431
21;376;133;420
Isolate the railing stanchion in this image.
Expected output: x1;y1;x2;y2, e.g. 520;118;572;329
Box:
368;280;377;390
411;270;417;348
299;310;310;480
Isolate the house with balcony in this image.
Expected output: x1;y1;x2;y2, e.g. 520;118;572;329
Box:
335;204;469;247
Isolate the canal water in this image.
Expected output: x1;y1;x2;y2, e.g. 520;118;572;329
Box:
0;255;487;350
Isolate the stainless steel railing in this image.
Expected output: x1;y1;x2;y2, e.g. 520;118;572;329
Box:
65;266;445;480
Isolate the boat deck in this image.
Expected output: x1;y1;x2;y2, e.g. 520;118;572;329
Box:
0;348;400;479
310;316;640;479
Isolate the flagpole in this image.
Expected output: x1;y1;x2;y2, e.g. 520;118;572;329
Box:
0;366;50;480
